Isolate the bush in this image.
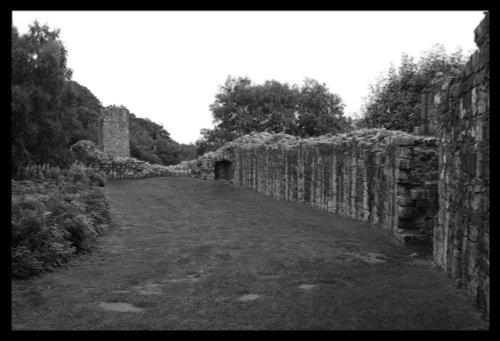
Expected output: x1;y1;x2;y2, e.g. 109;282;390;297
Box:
11;164;112;279
86;167;107;187
11;197;76;278
14;162;107;186
70;140;109;166
11;246;44;279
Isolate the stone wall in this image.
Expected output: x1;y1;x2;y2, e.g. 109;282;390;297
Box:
71;140;173;179
165;12;489;314
93;158;173;179
166;147;237;180
172;130;439;244
98;106;130;158
432;13;489;313
415;73;453;136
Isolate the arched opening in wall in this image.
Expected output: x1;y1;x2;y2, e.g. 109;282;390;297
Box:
214;160;233;180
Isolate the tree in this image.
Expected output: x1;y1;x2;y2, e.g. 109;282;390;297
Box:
60;81;103;145
12;21;195;170
198;76;349;153
176;143;197;162
360;44;468;131
196;127;238;156
295;78;346;137
12;21;75;170
209;76;299;136
128;112;196;165
153;138;180;166
129;113;164;164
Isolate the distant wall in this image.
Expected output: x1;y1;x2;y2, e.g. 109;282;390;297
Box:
98;106;130;158
174;130;439;244
432;13;489;313
71;140;172;179
94;158;173;179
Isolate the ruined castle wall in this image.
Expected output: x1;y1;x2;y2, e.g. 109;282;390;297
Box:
94;159;173;179
98;106;130;158
415;75;451;136
232;131;438;244
171;131;438;244
165;13;489;314
71;140;173;179
432;13;489;313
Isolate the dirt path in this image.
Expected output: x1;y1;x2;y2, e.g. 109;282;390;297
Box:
11;177;487;330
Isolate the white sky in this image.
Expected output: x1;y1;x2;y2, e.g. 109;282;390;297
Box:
12;11;485;144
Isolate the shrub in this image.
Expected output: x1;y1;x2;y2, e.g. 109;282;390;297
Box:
79;188;111;229
11;164;111;279
70;140;109;166
11;246;44;279
11;198;76;278
86;167;107;187
13;162;107;186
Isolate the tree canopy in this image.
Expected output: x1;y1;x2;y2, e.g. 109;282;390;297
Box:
12;21;75;169
359;44;468;132
12;21;196;171
129;113;197;166
197;76;350;154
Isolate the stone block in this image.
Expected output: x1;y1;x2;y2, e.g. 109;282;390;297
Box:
461;153;477;177
397;195;414;207
464;59;473;78
392;136;416;146
410;188;425;200
397;184;408;195
470;193;484;211
395;147;412;159
472;50;482;73
477;88;489;115
395;169;408;180
396;158;411;169
398;206;414;219
423;137;438;147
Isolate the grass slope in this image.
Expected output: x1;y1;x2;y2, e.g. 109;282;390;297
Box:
11;177;488;330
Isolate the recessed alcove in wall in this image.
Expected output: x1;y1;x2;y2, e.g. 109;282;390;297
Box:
214;160;233;180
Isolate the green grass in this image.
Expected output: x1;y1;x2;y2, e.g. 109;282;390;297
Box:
11;177;488;330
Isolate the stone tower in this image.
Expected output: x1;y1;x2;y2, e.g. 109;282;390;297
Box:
98;105;130;158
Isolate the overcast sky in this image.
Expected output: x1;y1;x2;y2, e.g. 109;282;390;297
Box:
12;11;485;144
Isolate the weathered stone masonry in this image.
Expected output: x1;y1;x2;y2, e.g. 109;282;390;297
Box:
165;13;489;314
235;131;439;244
75;106;173;179
431;13;489;313
98;106;130;158
171;130;439;245
71;139;174;179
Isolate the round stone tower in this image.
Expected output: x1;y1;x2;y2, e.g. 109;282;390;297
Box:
97;105;130;159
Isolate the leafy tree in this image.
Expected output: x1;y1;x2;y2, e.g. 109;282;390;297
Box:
152;138;178;165
128;113;164;164
295;78;346;137
360;44;468;131
176;142;197;161
60;81;103;145
198;76;349;153
210;76;299;136
12;21;195;171
196;127;238;155
128;113;197;165
12;21;74;170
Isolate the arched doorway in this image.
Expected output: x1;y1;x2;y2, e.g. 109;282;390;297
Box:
214;160;233;180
